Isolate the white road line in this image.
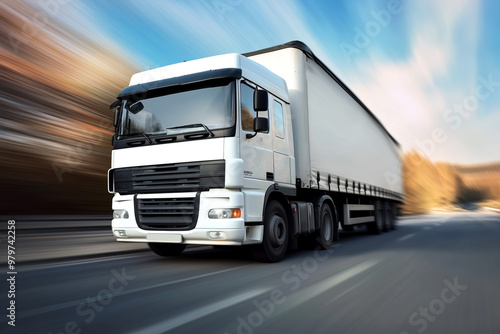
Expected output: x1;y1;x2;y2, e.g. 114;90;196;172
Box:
299;259;380;300
277;259;380;314
128;288;270;334
19;266;248;318
397;233;416;242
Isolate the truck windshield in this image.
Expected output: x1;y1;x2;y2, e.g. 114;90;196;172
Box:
118;81;235;139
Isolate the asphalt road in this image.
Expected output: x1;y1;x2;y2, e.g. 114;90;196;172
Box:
1;211;499;334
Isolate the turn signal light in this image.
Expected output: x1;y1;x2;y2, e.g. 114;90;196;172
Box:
208;208;242;219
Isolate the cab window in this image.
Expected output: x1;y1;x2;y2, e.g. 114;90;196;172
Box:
274;100;285;139
241;82;268;132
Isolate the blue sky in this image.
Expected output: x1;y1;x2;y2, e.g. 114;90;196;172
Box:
45;0;500;164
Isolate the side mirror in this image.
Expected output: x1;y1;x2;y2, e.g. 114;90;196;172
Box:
253;89;268;111
109;99;121;110
253;117;269;133
246;117;269;139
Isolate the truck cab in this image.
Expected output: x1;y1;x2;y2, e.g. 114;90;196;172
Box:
108;53;295;260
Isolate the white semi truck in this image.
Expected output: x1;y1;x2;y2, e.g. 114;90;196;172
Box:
108;41;403;262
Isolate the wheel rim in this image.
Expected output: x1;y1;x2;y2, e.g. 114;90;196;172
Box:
269;214;286;247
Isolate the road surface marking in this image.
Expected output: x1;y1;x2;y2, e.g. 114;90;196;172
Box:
397;234;416;242
276;259;380;315
18;265;248;318
128;288;270;334
298;259;380;299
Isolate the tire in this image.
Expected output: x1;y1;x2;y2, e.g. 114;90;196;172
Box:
148;243;186;257
381;202;389;232
369;201;386;234
314;203;335;249
252;200;289;262
384;202;393;231
389;203;397;230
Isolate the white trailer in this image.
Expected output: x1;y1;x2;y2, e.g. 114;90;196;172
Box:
108;41;403;262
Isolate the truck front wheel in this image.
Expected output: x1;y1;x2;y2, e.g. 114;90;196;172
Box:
252;200;289;262
148;243;186;257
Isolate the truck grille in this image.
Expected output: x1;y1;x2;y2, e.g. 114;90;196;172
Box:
135;195;199;230
112;160;225;194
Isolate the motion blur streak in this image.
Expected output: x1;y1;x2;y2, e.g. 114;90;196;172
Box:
0;1;139;214
402;151;500;214
129;288;271;334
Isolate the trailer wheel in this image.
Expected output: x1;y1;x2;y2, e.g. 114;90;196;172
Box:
384;202;393;231
314;203;334;249
252;200;289;262
369;201;386;234
388;203;397;230
148;243;186;257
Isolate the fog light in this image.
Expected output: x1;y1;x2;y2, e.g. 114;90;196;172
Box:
208;208;241;219
115;230;127;237
208;231;227;239
113;210;129;219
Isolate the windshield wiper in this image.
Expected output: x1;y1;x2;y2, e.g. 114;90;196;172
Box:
168;123;214;137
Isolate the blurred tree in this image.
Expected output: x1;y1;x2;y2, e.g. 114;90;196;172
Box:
401;150;499;214
0;1;139;215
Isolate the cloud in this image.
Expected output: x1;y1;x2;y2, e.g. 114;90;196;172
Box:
342;0;493;163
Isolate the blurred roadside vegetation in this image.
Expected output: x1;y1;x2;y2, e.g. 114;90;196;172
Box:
402;151;500;214
0;1;139;214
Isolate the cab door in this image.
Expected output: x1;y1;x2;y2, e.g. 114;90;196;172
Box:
239;81;273;183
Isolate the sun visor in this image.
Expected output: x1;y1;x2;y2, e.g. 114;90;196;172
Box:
117;68;242;99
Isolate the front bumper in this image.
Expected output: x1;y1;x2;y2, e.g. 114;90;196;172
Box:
111;189;263;246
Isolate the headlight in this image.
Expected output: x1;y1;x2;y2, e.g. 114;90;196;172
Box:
113;210;129;219
208;208;241;219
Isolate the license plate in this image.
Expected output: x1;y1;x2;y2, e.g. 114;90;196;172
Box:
146;233;183;243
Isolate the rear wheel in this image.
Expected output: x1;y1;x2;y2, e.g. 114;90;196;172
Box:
252;200;289;262
148;243;186;257
384;202;392;231
298;202;336;250
388;202;397;230
369;201;386;234
314;203;335;249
